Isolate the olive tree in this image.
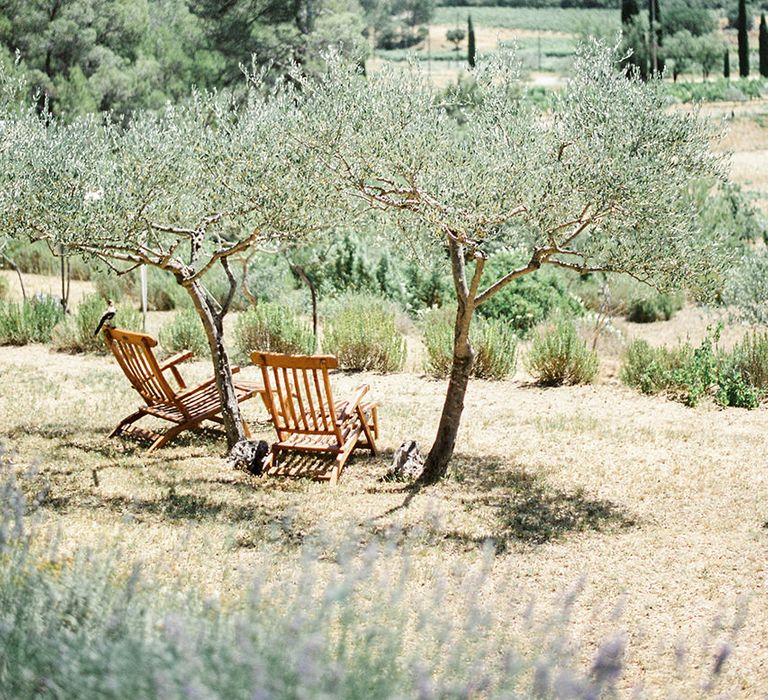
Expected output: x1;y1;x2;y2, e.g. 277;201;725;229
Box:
0;71;331;448
298;42;732;484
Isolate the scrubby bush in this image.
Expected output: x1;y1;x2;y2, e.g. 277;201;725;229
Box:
525;320;598;385
423;307;518;380
323;295;406;372
1;240;91;279
620;328;767;408
477;254;583;335
619;339;685;395
716;356;762;408
472;319;519;380
728;331;768;390
665;77;767;102
234;303;314;362
52;293;142;354
0;295;63;345
626;291;684;323
159;309;209;358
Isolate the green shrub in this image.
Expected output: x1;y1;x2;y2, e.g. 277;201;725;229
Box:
477;255;583;335
234;303;314;362
1;240;92;279
620;327;765;409
619;339;684;395
525;320;598;385
159;309;209;358
665;77;767;102
728;331;768;390
53;294;142;354
472;319;519;380
0;295;64;345
620;334;717;407
716;357;762;409
0;275;8;300
92;269;132;302
323;295;406;372
422;307;455;378
626;292;683;323
422;307;517;380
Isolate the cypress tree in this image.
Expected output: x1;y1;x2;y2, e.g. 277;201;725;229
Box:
467;14;476;69
622;0;639;25
724;49;730;78
760;13;768;77
647;0;663;76
621;0;641;76
738;0;750;77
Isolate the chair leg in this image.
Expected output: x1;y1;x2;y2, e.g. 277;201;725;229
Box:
147;421;195;453
109;410;145;438
357;406;379;456
370;405;379;440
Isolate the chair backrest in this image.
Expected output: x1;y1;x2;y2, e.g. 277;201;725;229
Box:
103;327;177;406
251;352;342;442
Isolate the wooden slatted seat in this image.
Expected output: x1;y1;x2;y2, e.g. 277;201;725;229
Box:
251;351;379;484
104;327;264;451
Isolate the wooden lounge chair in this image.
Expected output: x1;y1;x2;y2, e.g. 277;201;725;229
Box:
103;327;263;451
251;351;379;484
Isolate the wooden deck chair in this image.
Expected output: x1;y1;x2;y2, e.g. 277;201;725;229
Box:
251;352;379;484
103;327;263;452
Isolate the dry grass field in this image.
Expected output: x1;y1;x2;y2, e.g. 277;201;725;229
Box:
2;98;768;698
2;301;768;696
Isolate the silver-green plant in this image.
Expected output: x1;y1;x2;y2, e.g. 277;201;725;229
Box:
322;294;406;372
234;302;315;361
298;41;731;483
159;308;209;358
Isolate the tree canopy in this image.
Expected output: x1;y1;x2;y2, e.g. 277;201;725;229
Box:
294;42;731;481
0;41;735;481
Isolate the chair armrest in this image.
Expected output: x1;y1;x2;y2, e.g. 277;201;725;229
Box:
173;368;245;402
338;384;370;420
159;350;194;389
159;350;194;371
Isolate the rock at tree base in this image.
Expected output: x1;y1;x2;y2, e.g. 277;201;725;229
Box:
386;440;424;481
228;439;270;476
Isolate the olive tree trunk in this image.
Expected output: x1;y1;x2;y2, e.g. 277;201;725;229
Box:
417;239;486;485
418;300;475;484
184;278;246;449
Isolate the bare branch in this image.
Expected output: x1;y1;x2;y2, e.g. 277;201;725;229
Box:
467;251;486;303
189;228;262;281
218;256;238;318
448;237;470;304
474;255;542;306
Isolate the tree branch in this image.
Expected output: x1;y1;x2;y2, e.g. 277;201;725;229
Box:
188;228;262;282
448;237;470;304
467;251;486;303
474;255;543;306
218;256;238;319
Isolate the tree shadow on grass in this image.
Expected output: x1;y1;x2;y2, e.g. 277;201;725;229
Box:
447;455;636;552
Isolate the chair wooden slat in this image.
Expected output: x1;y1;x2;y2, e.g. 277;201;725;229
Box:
302;369;319;432
311;368;330;431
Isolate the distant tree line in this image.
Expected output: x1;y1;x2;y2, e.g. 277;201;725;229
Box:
0;0;435;120
622;0;768;80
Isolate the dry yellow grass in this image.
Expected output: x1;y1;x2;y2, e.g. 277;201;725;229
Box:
1;96;767;699
2;304;768;696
